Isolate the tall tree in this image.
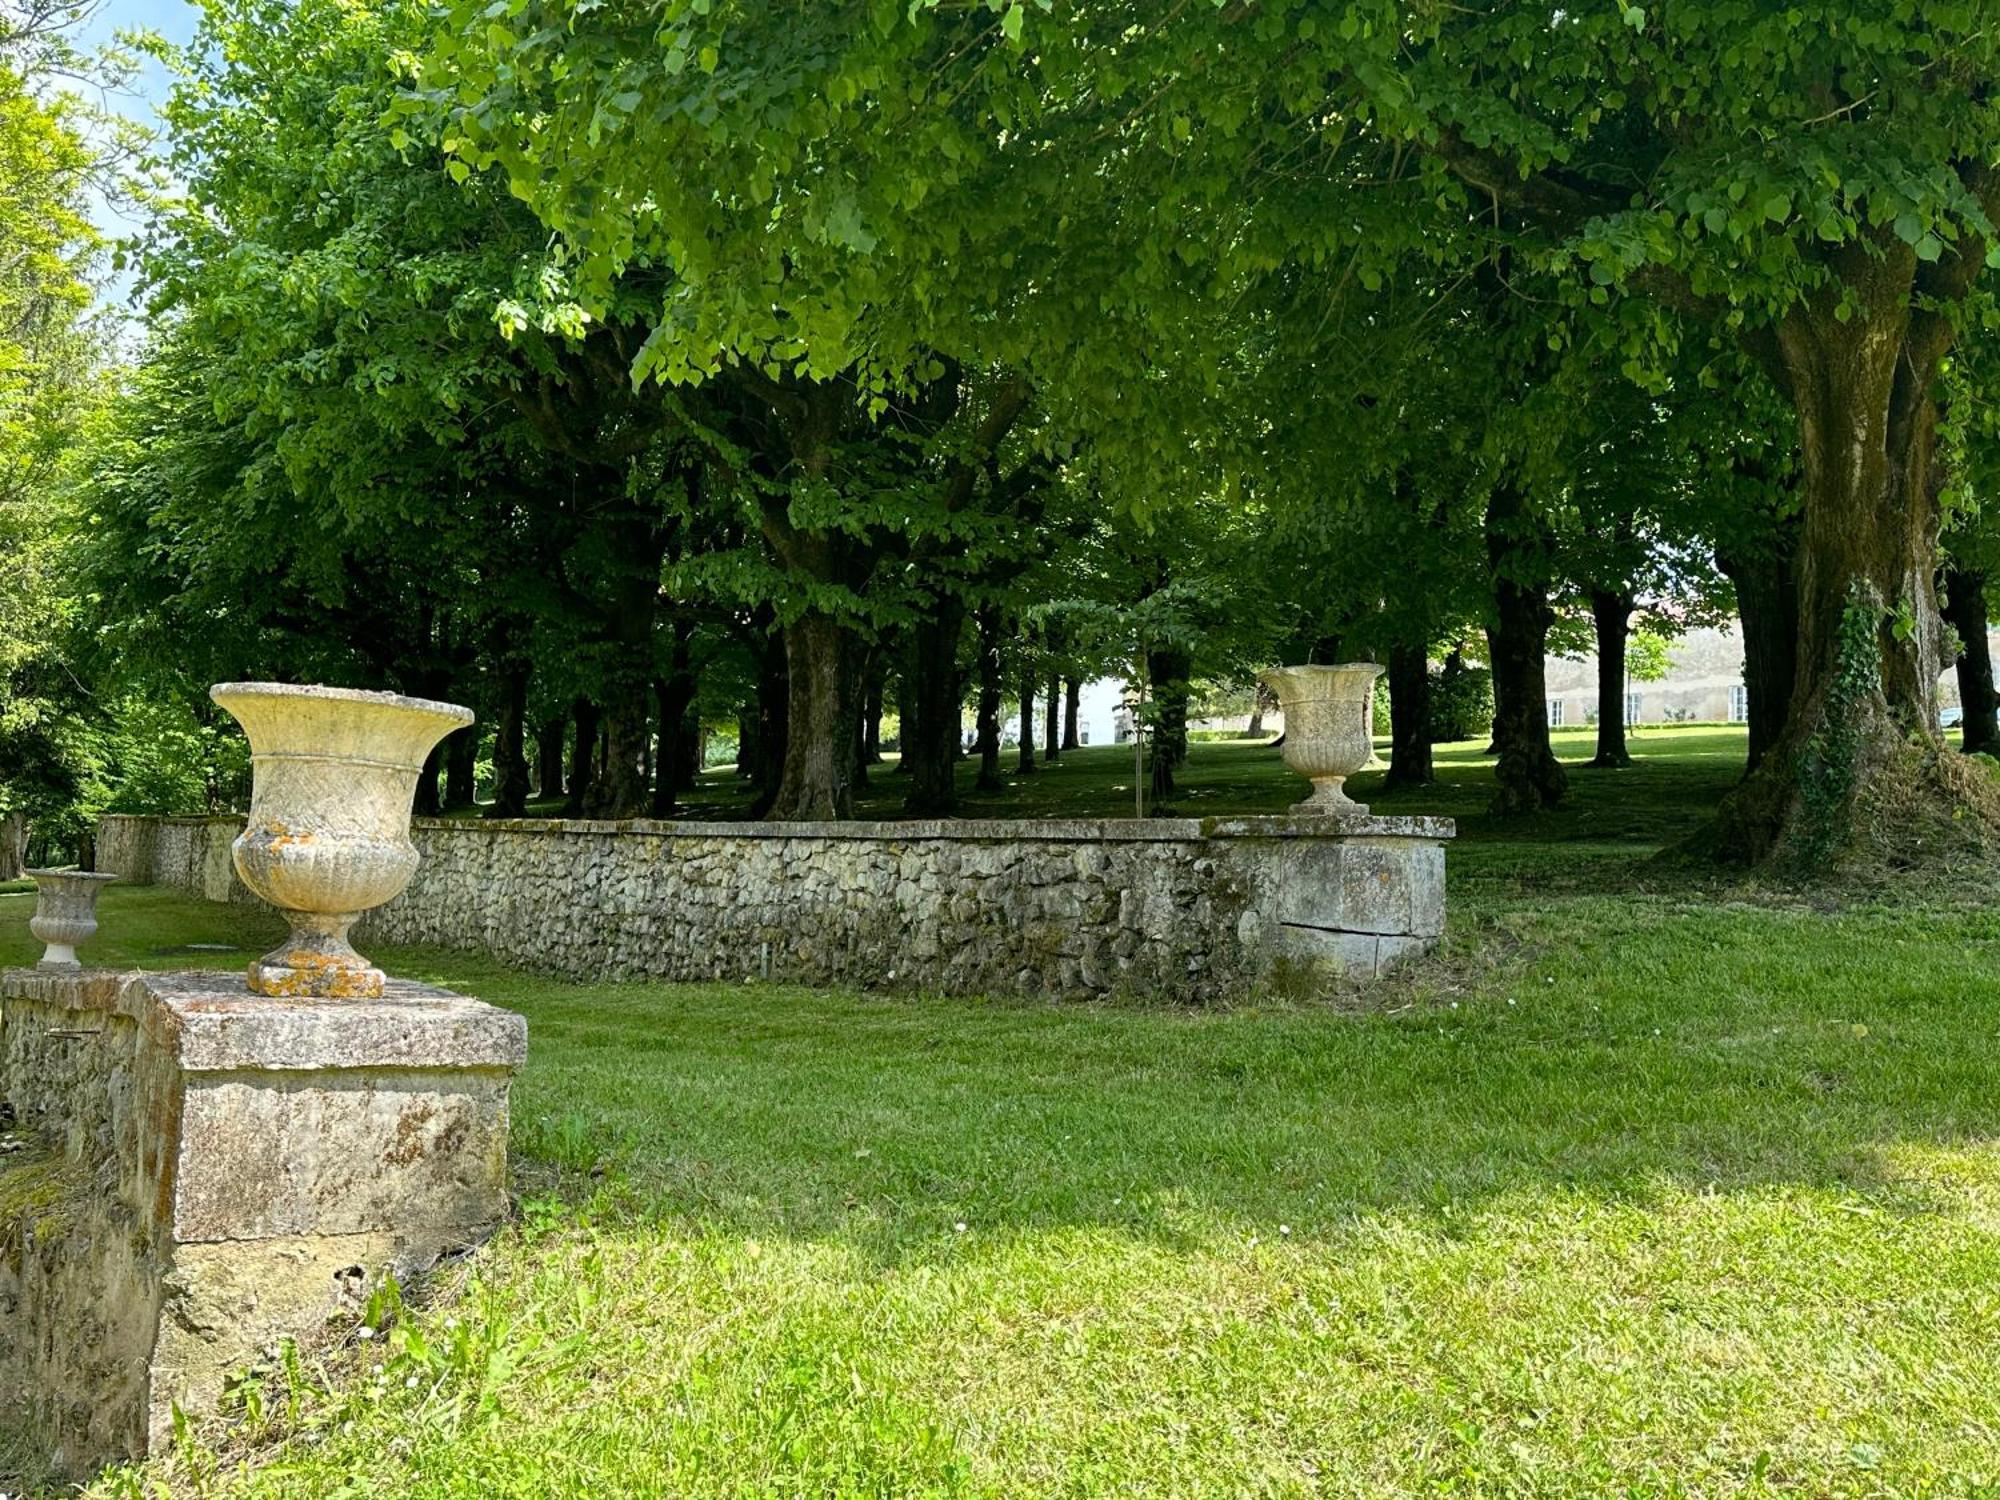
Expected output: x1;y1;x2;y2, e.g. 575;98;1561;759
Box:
1352;5;2000;859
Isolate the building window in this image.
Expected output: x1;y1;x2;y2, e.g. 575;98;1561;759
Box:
1624;690;1643;726
1729;684;1748;723
1547;699;1565;727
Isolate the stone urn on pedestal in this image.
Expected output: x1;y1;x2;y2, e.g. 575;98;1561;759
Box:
25;868;118;967
1259;663;1385;816
210;682;473;998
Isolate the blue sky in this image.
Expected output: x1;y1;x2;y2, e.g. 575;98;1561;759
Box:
77;0;201;310
83;0;199;123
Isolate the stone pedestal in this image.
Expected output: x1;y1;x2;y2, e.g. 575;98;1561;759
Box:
1210;815;1452;978
0;967;525;1479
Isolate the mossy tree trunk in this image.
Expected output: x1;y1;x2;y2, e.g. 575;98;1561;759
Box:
1708;247;1988;863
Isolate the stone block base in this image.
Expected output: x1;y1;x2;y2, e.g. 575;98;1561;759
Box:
0;968;525;1479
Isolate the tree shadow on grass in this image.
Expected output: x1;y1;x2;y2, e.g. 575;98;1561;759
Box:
422;888;2000;1265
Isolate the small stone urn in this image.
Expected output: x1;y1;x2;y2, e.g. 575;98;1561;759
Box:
25;868;118;967
1259;662;1385;816
210;682;473;998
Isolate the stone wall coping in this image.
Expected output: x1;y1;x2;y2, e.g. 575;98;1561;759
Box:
104;811;1454;842
100;812;245;824
1;968;527;1075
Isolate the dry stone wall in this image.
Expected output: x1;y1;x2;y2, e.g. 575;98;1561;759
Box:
99;813;1454;1001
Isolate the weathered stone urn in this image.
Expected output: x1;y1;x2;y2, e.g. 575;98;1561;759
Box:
1259;662;1385;815
210;682;473;998
25;869;117;967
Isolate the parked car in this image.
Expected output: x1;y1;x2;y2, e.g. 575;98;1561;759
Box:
1941;705;1965;729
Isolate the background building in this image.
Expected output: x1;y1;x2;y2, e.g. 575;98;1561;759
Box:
1543;624;1998;728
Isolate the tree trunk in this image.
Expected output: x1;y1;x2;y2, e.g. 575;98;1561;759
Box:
748;631;788;816
586;686;652;818
443;725;478;811
851;645;875;794
1063;678;1081;750
1247;681;1276;741
581;557;660;819
768;613;856;820
863;665;885;765
1708;274;1988;863
974;605;1004;791
903;596;966;815
891;666;916;775
413;744;443;817
534;714;567;802
1146;644;1192;804
563;699;600;817
1017;663;1039;774
490;657;532;817
1589;589;1635;770
1044;672;1061;760
1943;563;2000;756
1486;486;1567;814
651;668;700;817
1717;520;1800;775
0;810;25;880
1383;641;1433;790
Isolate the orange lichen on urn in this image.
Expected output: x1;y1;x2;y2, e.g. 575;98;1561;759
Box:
247;957;387;1000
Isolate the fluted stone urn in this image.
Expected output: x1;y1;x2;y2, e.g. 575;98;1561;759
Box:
211;682;473;998
1259;662;1385;816
25;868;118;967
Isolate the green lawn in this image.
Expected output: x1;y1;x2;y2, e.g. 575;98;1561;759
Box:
11;726;2000;1496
